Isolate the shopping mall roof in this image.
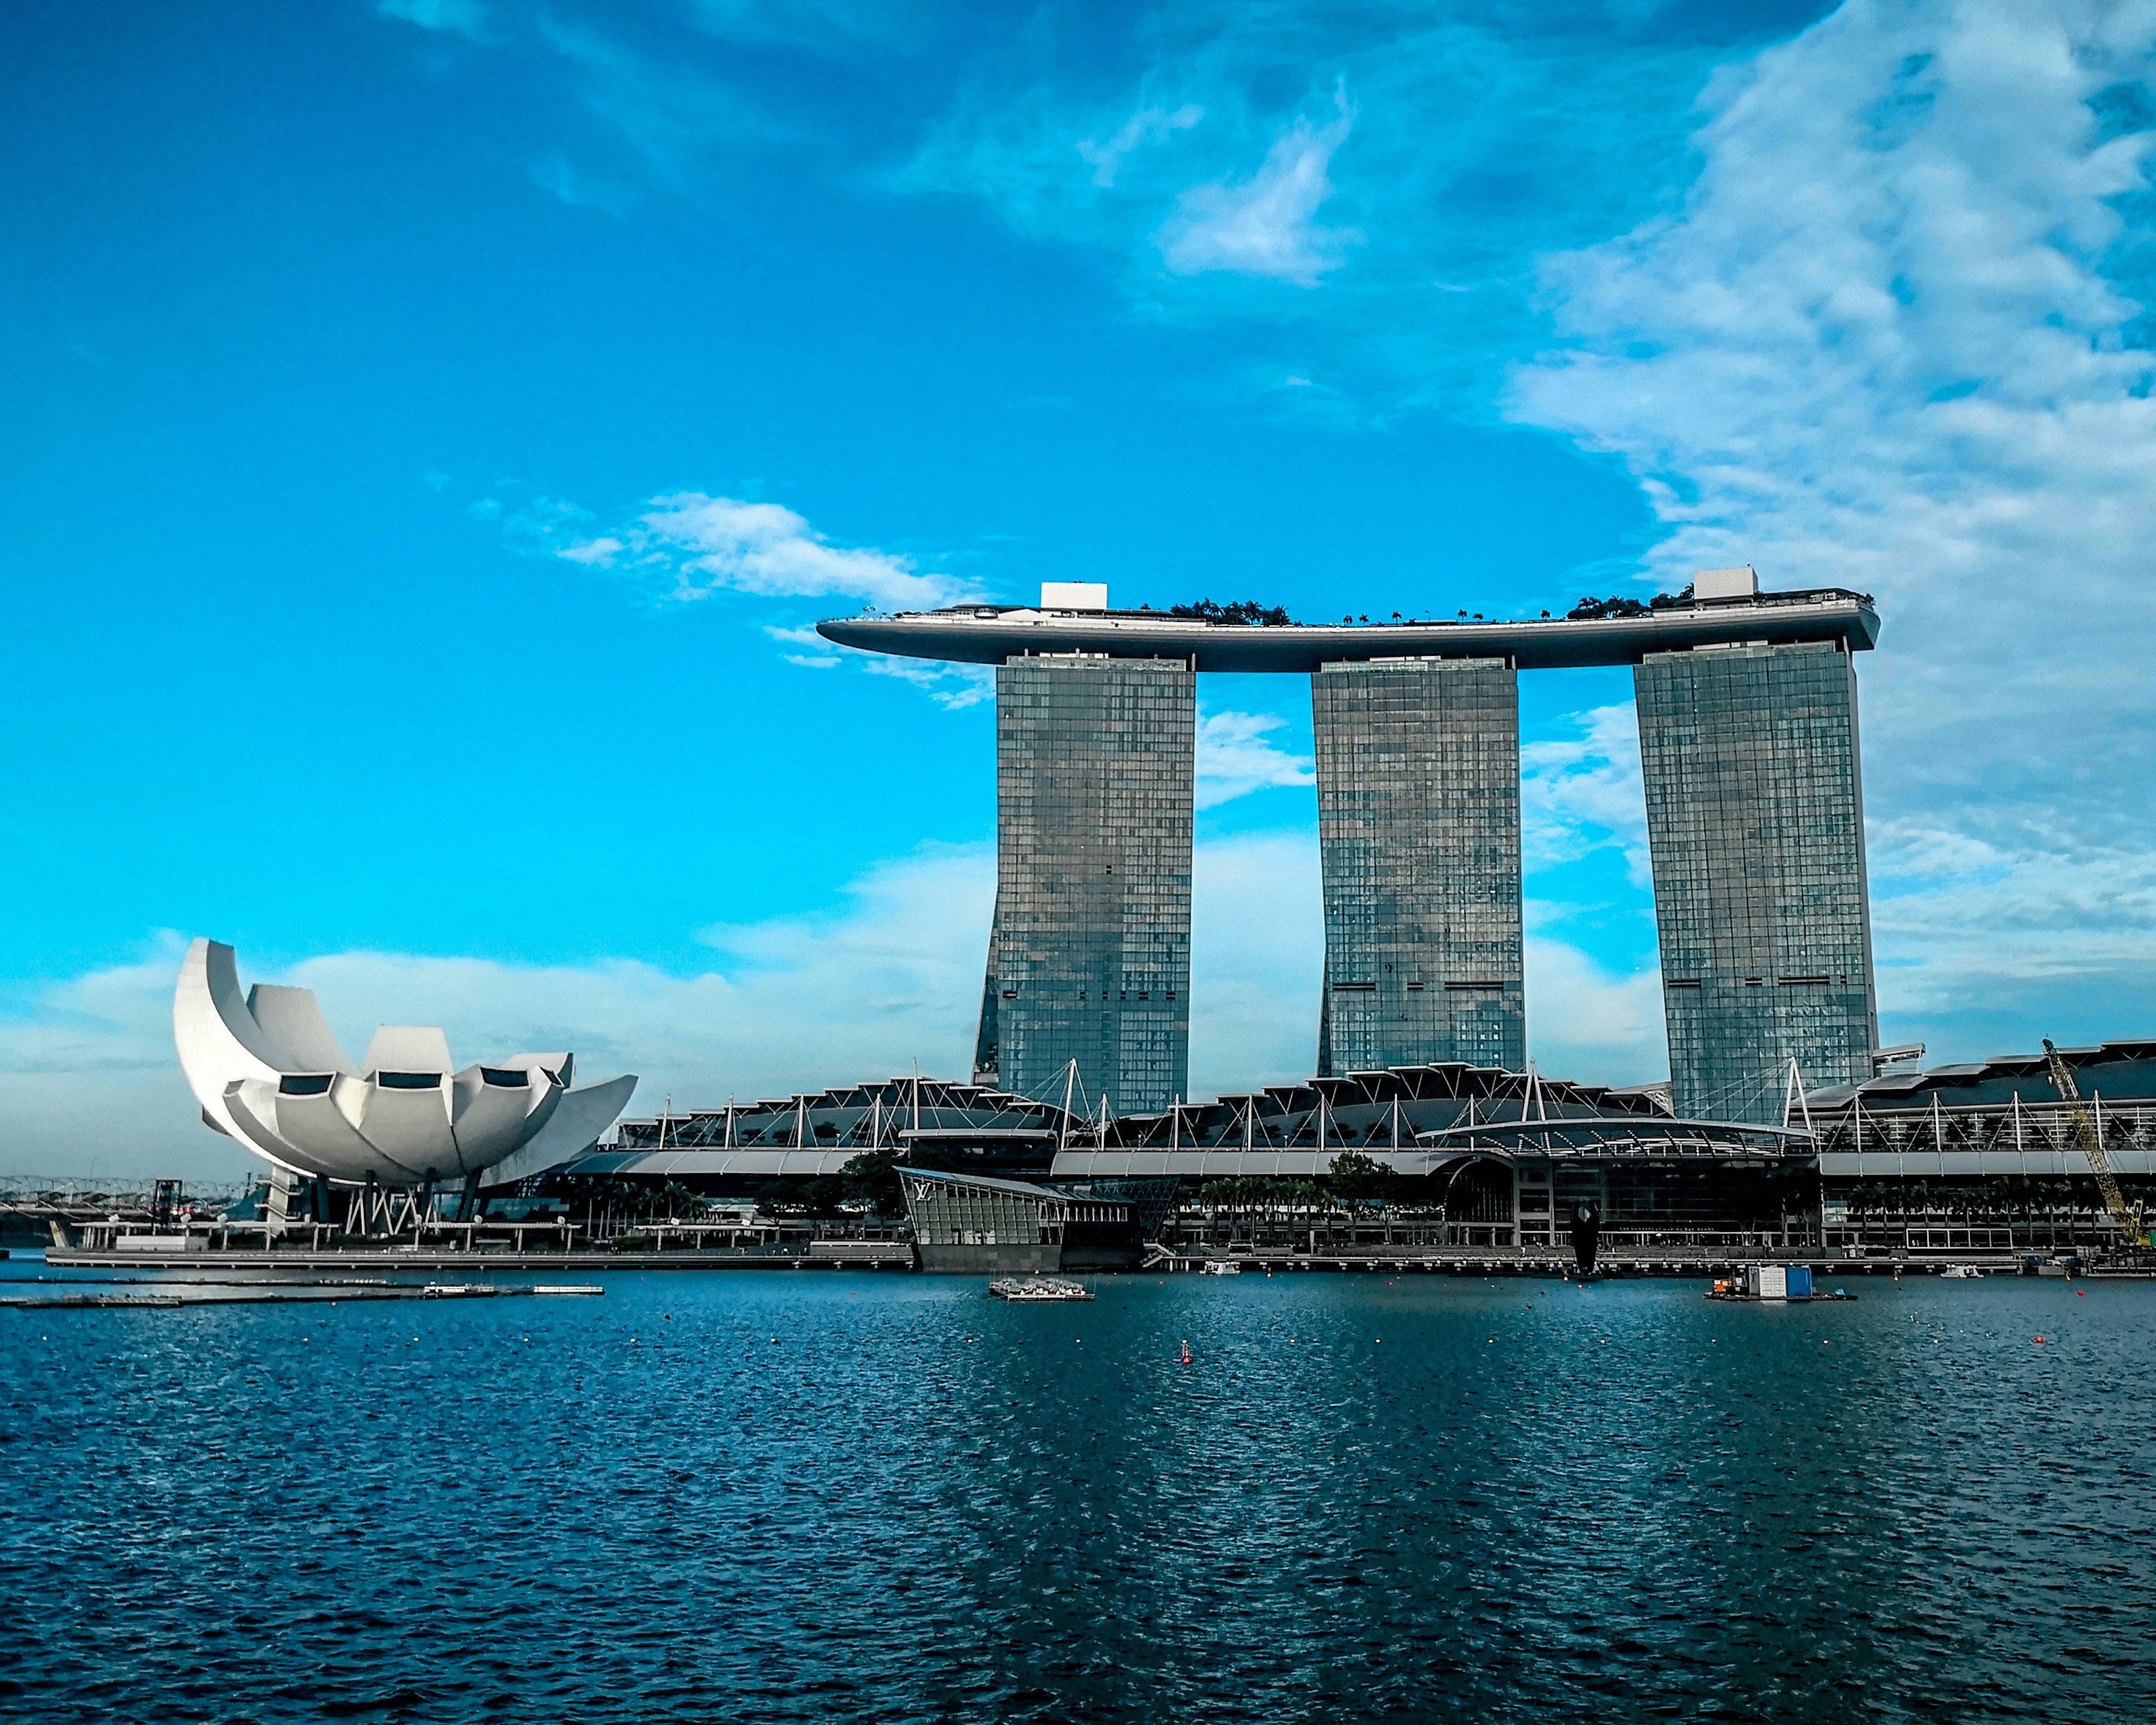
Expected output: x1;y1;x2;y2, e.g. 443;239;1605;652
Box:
1806;1039;2156;1112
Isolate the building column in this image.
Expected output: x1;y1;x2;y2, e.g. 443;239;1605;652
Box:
1312;656;1524;1075
1635;640;1878;1122
975;654;1194;1115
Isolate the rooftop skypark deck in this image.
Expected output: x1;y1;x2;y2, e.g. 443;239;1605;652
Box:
815;583;1881;672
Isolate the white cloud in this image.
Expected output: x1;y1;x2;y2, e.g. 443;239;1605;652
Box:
765;622;842;668
1080;103;1205;188
691;0;915;54
1523;929;1668;1087
0;853;998;1181
565;491;981;613
535;15;775;186
1519;702;1648;885
488;485;988;708
1158;92;1357;284
898;13;1725;398
1195;707;1314;809
1188;831;1322;1095
860;656;995;710
1509;0;2156;1057
377;0;486;40
528;152;642;216
0;827;1690;1184
0;833;1683;1177
1868;818;2156;1005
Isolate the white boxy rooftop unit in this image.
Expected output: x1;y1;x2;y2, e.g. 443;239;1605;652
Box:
1692;565;1760;602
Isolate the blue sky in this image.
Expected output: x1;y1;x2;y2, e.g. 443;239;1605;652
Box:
6;0;2154;1177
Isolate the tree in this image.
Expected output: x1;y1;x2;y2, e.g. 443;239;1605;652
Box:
1169;598;1293;626
841;1147;904;1218
1327;1151;1388;1209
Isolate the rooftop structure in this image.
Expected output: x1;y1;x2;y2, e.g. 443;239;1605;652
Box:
816;583;1880;672
587;1061;1806;1179
1057;1061;1807;1181
1806;1038;2156;1112
567;1075;1063;1188
1800;1037;2156;1182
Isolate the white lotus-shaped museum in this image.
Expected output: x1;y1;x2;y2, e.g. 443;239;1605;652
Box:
174;938;637;1187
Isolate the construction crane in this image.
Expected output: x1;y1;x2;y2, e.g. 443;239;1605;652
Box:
2043;1038;2149;1250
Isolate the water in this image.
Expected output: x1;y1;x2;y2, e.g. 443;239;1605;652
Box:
3;1255;2154;1723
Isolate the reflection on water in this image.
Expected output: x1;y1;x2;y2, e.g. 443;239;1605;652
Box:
2;1257;2152;1722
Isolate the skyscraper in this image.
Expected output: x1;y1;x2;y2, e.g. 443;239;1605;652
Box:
1635;639;1878;1121
829;573;1882;1125
975;653;1194;1113
1312;657;1525;1074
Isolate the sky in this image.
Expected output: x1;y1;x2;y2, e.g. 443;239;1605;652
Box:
5;0;2154;1180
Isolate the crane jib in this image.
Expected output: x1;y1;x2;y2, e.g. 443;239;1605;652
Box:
2043;1038;2149;1250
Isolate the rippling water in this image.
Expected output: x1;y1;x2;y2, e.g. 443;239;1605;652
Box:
3;1255;2153;1722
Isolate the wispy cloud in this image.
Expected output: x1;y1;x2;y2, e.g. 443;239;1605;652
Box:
478;483;989;706
1509;0;2156;1053
860;655;995;711
1158;89;1356;284
469;488;593;551
899;8;1731;397
527;150;642;215
1080;103;1205;188
1519;702;1647;885
535;15;776;187
1196;708;1315;809
564;491;981;613
689;0;918;55
377;0;487;41
1523;926;1667;1083
763;623;840;669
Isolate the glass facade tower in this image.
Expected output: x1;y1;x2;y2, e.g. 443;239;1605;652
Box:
974;654;1194;1114
1635;641;1878;1122
1312;658;1525;1075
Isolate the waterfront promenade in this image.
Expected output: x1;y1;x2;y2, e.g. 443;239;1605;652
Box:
32;1239;2072;1276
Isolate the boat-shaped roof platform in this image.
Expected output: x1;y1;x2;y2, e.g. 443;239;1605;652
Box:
817;587;1880;673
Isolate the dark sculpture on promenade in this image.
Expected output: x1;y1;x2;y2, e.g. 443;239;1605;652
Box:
1569;1201;1601;1274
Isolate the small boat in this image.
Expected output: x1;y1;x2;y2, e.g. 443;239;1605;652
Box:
1707;1266;1853;1302
531;1284;604;1295
989;1277;1093;1302
1200;1260;1242;1276
1940;1265;1982;1278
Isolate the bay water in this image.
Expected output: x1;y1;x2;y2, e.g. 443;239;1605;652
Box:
3;1256;2153;1722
